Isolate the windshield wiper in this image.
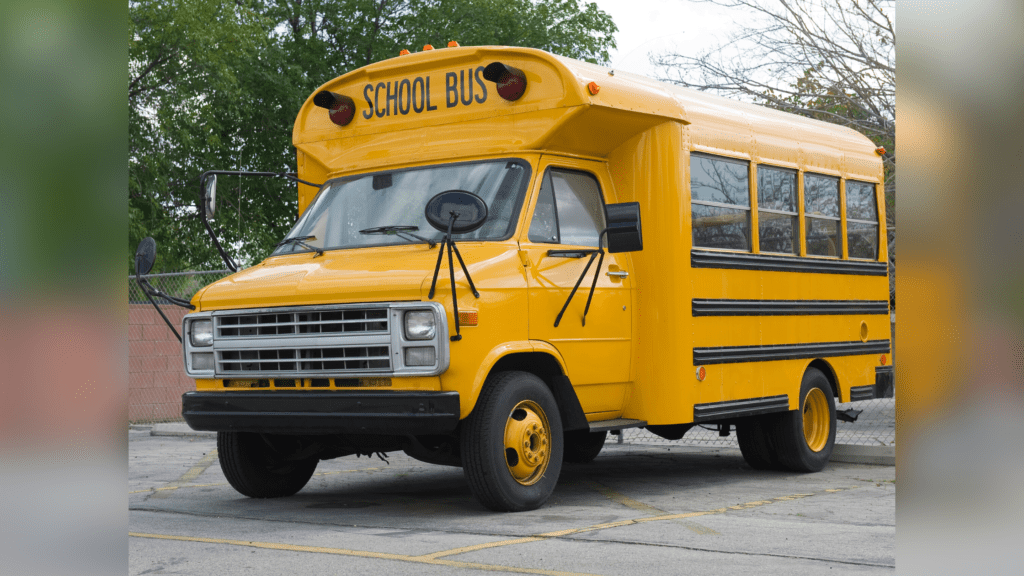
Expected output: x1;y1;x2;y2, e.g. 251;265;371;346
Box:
275;235;324;257
359;225;437;248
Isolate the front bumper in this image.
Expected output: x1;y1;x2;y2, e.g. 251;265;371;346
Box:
182;390;460;435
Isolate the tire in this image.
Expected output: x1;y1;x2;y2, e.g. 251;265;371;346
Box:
217;431;318;498
563;430;607;464
736;415;780;470
769;368;836;472
461;371;564;512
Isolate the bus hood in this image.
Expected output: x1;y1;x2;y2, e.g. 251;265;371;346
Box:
196;243;515;311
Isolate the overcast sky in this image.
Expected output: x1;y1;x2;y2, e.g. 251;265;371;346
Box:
592;0;741;80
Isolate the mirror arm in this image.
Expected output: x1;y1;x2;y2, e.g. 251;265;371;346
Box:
134;266;186;343
554;229;609;328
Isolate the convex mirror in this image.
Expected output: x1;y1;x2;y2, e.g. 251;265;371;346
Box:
605;202;643;253
203;175;217;218
424;190;488;234
135;237;157;276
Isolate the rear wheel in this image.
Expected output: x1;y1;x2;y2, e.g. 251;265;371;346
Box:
217;432;318;498
461;371;563;512
769;368;836;472
736;415;779;470
563;430;607;464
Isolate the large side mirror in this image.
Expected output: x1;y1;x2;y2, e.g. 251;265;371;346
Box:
605;202;642;253
135;237;157;276
424;190;488;234
202;174;217;218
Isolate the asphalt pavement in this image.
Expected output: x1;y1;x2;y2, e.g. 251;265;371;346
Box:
129;429;895;575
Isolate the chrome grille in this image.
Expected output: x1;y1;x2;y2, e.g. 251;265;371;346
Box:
216;308;388;338
219;346;390;373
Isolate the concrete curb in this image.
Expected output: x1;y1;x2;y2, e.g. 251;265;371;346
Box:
830;443;895;466
150;423;216;439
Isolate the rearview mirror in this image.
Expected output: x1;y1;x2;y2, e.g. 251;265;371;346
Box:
135;237;157;276
202;175;217;218
605;202;643;253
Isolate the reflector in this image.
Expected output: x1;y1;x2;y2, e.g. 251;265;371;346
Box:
313;91;356;126
482;62;527;101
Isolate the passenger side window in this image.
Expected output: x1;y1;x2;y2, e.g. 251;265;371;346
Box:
690;153;751;251
528;169;606;247
845;180;879;259
757;166;798;254
804;173;841;257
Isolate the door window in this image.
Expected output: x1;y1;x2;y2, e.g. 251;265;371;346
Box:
528;169;606;247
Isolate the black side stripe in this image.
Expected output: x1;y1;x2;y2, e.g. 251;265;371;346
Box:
693;298;889;316
692;395;790;422
693;339;890;365
692;250;888;276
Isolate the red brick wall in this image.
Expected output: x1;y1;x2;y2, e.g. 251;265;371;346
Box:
129;304;194;422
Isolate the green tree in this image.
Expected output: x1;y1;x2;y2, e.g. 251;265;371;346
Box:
129;0;616;273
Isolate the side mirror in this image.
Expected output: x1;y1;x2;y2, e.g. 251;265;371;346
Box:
135;237;157;276
605;202;643;253
202;174;217;218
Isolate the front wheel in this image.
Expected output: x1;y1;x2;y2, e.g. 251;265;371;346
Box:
461;371;564;512
217;432;318;498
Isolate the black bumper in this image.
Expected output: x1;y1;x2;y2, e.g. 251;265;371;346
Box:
182;390;460;436
849;366;895;401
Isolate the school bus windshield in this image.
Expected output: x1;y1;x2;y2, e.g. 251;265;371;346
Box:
273;158;532;255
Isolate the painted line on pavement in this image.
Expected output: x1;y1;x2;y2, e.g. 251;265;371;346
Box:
128;532;598;576
581;479;720;535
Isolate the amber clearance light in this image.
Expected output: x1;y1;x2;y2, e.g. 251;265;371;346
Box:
482;62;527;101
313;91;356;126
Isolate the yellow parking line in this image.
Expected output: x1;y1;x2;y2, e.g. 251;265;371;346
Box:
178;451;219;483
580;479;719;535
416;537;547;560
129;532;598;576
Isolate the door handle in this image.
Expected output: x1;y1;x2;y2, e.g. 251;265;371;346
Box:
606;271;629;278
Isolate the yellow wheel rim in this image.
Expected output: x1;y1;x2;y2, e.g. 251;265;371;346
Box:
503;400;551;486
802;388;830;452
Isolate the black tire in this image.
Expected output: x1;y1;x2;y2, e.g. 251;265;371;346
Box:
769;368;836;472
736;415;780;470
461;371;564;512
563;430;607;464
217;431;318;498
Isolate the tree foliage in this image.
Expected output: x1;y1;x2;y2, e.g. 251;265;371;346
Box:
129;0;616;272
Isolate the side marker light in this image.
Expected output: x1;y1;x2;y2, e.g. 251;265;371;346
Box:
880;354;887;366
875;146;886;155
312;91;356;127
696;366;706;381
458;310;478;326
447;40;460;47
587;81;601;95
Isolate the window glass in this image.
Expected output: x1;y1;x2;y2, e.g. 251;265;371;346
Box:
758;167;797;212
804;174;840;217
527;172;559;243
759;211;798;254
691;154;750;205
806;217;842;257
527;168;605;247
693;204;750;251
846;181;878;221
847;222;878;260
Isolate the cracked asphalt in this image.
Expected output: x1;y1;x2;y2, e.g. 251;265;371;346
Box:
129;429;894;575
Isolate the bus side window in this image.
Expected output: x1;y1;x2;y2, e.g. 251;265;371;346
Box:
528;169;605;247
690;153;751;251
845;180;879;260
804;173;842;257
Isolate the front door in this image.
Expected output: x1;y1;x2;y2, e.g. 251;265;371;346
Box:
519;157;633;417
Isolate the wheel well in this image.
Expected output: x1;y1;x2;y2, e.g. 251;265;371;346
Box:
490;352;564;390
808;359;839;398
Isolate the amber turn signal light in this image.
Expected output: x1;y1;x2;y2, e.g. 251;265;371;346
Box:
458;310;478;326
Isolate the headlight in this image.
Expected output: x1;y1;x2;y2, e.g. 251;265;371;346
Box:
404;347;436;367
404;310;436;340
190;319;213;347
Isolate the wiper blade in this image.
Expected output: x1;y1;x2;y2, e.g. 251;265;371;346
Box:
276;235;323;257
359;225;437;248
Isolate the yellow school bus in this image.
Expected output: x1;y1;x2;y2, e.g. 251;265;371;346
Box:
175;46;892;512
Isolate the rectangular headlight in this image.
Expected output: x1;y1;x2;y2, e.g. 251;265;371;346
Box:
404;346;436;367
191;352;214;371
190;319;213;347
404;310;436;340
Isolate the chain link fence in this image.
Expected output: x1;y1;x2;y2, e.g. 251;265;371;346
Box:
128;270;894;447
